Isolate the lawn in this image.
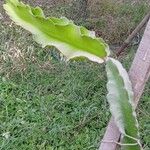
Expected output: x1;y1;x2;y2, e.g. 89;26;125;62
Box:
0;0;150;150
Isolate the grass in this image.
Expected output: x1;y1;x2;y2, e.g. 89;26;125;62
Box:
0;53;109;149
0;0;150;149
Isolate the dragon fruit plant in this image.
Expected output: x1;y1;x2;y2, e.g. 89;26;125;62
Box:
3;1;142;149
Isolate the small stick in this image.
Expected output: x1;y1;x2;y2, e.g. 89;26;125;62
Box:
101;140;138;146
116;11;150;57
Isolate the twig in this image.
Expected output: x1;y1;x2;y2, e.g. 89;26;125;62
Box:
116;11;150;57
101;140;138;146
73;114;98;131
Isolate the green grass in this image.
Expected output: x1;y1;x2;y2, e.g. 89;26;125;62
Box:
0;61;109;150
0;0;150;149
